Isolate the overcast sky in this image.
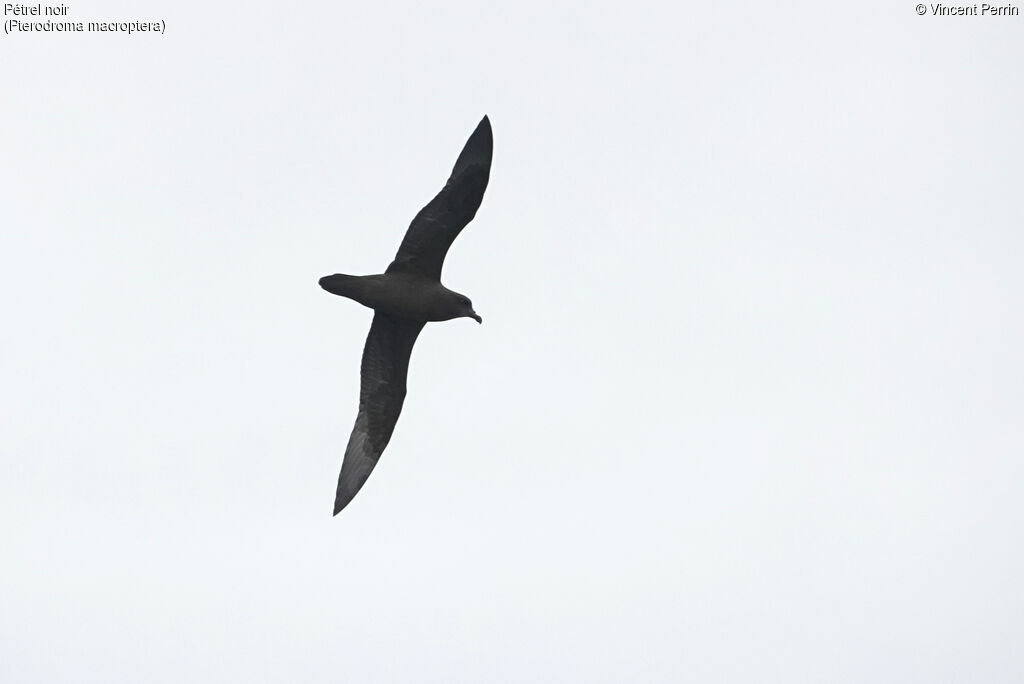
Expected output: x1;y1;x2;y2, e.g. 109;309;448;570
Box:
2;1;1022;682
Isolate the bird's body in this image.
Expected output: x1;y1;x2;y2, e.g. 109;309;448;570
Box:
319;272;479;323
319;116;493;515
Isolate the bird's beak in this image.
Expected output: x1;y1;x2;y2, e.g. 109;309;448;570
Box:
470;312;482;324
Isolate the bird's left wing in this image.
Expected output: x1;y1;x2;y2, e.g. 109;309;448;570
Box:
386;116;493;280
334;313;425;515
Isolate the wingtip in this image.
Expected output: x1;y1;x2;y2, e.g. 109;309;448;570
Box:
451;115;493;176
334;484;360;516
333;490;350;516
477;115;492;138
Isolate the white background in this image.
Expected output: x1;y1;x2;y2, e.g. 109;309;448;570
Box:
2;1;1022;681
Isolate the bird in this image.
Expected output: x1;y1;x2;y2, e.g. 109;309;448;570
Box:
318;116;493;515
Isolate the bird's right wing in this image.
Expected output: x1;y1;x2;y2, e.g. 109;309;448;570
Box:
386;116;493;280
334;313;425;515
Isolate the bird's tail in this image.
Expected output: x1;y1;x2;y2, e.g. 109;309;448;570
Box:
319;274;359;298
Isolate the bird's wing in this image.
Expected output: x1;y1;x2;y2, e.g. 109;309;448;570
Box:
386;116;493;280
334;313;425;515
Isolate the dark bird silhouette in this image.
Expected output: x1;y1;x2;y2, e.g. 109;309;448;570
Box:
319;116;492;515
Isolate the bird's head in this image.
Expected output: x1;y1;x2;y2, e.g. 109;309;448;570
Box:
453;294;482;324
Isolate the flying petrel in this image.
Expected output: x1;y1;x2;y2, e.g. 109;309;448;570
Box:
319;116;493;515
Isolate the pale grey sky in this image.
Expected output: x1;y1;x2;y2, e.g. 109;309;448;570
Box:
2;1;1022;682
